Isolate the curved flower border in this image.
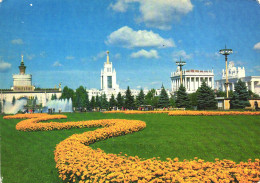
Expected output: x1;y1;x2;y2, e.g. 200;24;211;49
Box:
4;113;260;182
104;110;260;116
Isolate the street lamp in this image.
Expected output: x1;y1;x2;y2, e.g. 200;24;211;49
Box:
176;57;186;85
219;45;233;98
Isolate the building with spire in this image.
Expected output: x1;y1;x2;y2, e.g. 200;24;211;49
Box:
101;51;119;92
215;61;260;95
0;55;62;113
87;51;155;100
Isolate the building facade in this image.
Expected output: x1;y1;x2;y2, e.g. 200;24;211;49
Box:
215;61;260;95
171;66;214;93
0;56;62;113
87;51;171;100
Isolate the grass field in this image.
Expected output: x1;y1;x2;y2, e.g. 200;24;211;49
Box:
1;112;260;183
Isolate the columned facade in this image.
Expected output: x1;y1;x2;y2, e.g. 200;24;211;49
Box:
215;61;260;95
171;69;214;93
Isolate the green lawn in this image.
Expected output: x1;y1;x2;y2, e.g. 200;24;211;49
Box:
1;112;260;183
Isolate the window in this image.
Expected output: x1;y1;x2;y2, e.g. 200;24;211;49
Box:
107;76;112;88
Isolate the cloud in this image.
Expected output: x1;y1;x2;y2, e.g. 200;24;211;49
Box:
0;60;11;72
131;49;159;59
110;0;193;30
53;61;62;67
232;60;245;66
172;50;192;60
26;54;35;60
11;39;24;45
114;53;121;59
106;26;175;48
65;56;75;60
255;65;260;72
0;0;3;3
40;51;46;57
92;51;106;61
253;42;260;50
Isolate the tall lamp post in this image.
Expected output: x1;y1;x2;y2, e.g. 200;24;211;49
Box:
176;57;186;86
219;45;233;98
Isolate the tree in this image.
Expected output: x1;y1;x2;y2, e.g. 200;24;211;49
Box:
101;94;109;109
158;86;169;108
169;94;176;107
109;94;117;109
248;90;260;99
0;101;2;113
75;86;88;109
188;92;198;107
12;96;16;105
60;86;75;106
145;89;156;105
136;89;145;107
90;96;96;110
116;92;124;109
51;94;57;100
175;84;191;108
230;79;250;109
95;95;101;109
197;81;217;110
124;86;135;109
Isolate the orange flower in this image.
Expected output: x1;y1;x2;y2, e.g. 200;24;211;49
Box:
4;113;260;182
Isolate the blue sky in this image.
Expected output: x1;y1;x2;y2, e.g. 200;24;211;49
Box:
0;0;260;90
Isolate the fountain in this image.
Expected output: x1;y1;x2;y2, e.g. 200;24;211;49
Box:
2;98;28;114
45;98;73;113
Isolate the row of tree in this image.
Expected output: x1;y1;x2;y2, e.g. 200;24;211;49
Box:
58;79;256;110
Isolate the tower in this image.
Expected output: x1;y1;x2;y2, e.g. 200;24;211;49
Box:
100;51;119;91
19;55;26;74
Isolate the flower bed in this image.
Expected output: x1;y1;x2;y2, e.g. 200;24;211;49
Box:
104;110;170;114
104;110;260;116
4;114;260;182
168;111;260;116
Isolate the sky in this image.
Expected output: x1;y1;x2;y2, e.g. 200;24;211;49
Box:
0;0;260;90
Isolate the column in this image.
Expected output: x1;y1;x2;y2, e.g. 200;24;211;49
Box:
189;77;191;91
198;77;201;88
194;77;196;91
222;81;225;91
212;76;214;89
232;82;234;91
251;80;255;92
184;77;187;90
245;82;248;90
207;77;209;86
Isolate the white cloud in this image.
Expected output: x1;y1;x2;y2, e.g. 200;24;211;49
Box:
92;51;106;61
0;60;11;72
114;53;121;59
11;39;23;45
172;50;192;60
53;61;62;67
110;0;193;30
131;49;159;59
65;56;75;60
106;26;175;48
253;42;260;50
26;54;35;60
0;0;3;3
255;65;260;72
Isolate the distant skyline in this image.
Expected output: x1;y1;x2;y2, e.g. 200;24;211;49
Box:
0;0;260;90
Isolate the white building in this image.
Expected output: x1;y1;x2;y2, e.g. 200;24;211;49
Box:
171;66;214;93
215;61;260;95
87;51;171;100
0;56;62;113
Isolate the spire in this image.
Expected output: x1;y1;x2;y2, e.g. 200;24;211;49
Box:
21;54;24;63
19;54;26;74
106;51;110;64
